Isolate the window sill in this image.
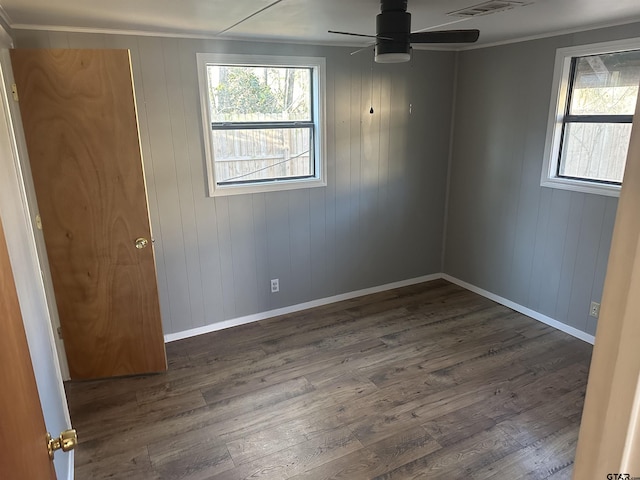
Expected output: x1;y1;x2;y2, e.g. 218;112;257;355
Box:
209;177;326;197
541;177;621;197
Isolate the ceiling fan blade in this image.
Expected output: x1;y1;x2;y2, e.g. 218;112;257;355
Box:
350;44;375;56
328;30;379;39
328;30;394;41
410;29;480;44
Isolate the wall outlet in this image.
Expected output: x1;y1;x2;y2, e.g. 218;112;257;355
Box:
270;278;279;293
589;301;600;318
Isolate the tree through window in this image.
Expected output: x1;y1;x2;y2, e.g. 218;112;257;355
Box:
197;54;326;196
542;40;640;197
558;50;640;184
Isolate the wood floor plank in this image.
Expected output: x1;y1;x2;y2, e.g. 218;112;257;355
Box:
471;425;579;480
422;409;497;448
75;389;207;446
364;426;442;472
65;280;592;479
199;339;385;402
346;369;537;447
74;445;157;480
210;427;363;480
494;387;586;447
370;426;523;480
288;449;386;480
225;416;343;466
151;442;235;480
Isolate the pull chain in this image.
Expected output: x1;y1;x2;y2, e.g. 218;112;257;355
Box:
370;50;375;114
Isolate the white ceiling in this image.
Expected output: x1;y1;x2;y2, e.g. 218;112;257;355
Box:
2;0;640;49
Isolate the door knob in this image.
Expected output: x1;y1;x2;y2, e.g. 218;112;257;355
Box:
47;429;77;460
134;237;149;249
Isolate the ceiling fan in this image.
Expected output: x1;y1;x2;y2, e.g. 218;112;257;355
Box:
329;0;480;63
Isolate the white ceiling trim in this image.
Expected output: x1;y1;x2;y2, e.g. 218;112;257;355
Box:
459;15;640;51
10;23;257;41
9;15;640;53
8;23;461;51
0;5;13;27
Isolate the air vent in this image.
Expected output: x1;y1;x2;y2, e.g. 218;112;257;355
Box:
448;1;532;18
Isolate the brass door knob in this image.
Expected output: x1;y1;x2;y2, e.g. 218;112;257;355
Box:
47;429;77;460
135;237;149;249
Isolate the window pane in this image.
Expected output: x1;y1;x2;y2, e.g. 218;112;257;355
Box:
212;127;313;184
569;50;640;115
207;65;312;123
559;122;631;183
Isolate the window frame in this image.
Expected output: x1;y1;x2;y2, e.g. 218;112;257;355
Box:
541;38;640;197
196;53;327;197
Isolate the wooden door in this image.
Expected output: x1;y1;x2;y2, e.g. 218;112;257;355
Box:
10;49;167;380
0;217;57;479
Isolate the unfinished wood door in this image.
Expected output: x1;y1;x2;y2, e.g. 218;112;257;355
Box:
10;49;167;380
0;217;57;479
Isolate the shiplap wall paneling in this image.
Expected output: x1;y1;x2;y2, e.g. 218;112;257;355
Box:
534;189;572;318
442;24;640;337
332;50;353;295
14;30;454;335
407;59;454;276
137;36;197;333
586;198;617;334
175;38;226;325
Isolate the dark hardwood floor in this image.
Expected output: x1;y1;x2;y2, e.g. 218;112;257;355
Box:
65;279;592;479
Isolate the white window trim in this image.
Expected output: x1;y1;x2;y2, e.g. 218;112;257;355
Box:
541;37;640;198
196;53;327;197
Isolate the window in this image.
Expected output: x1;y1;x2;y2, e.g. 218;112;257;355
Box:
542;39;640;197
197;53;326;196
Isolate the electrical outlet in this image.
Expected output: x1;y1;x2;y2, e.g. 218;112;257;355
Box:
589;301;600;318
270;278;279;293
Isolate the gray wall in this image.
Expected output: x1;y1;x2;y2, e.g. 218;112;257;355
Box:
14;30;455;335
444;23;640;336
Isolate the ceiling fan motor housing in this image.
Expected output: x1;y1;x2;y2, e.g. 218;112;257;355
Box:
376;0;411;60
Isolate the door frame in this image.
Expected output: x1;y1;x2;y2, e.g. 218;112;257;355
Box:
1;44;70;381
0;30;73;480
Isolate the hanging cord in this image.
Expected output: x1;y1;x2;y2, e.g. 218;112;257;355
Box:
409;47;413;115
370;49;375;114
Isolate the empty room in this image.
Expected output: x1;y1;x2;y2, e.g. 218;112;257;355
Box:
1;0;640;479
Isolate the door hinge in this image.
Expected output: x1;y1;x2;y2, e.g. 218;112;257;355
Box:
11;83;18;102
57;326;63;339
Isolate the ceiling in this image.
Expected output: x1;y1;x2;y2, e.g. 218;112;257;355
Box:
2;0;640;49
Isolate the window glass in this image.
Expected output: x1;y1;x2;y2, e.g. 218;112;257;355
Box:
559;122;632;183
207;66;312;123
211;127;313;184
197;54;325;196
569;51;640;116
558;50;640;185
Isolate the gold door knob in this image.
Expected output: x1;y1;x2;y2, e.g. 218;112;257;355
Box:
47;429;77;460
134;237;149;249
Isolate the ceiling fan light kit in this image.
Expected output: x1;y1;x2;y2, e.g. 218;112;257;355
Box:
375;51;412;63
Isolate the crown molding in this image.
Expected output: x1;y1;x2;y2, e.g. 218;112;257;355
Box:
0;5;12;27
8;15;640;53
459;16;640;51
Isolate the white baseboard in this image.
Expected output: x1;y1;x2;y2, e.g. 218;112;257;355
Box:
165;272;596;346
441;274;595;345
164;273;442;343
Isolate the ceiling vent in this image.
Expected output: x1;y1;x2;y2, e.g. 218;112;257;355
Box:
448;1;532;18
